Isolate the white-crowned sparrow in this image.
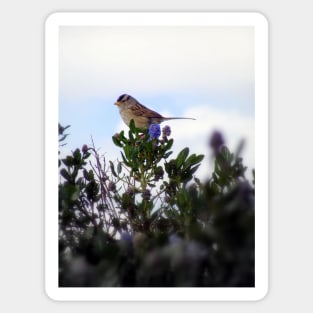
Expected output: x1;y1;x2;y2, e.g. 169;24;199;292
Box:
114;94;195;128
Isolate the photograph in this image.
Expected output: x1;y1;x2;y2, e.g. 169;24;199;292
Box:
45;12;268;301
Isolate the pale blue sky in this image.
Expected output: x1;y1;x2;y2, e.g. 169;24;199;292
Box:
59;26;255;180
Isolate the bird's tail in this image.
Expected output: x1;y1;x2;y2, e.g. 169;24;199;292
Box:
163;117;196;121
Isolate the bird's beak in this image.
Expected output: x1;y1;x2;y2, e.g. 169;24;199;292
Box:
115;101;120;106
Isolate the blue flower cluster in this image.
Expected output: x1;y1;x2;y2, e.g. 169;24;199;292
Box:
148;124;161;140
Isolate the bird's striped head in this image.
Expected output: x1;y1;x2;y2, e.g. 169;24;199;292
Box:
115;94;131;106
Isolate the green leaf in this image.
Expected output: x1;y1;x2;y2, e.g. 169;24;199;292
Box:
124;144;130;159
58;124;70;140
176;147;189;169
184;154;204;170
112;135;123;147
59;124;70;134
221;146;232;162
210;181;220;193
117;161;122;174
109;161;117;177
85;180;99;201
212;172;219;182
183;154;197;168
165;139;174;151
83;169;89;181
70;185;80;201
82;152;91;159
128;127;134;142
129;119;136;133
59;134;69;143
60;168;71;181
181;172;193;183
60;184;80;202
131;147;139;162
62;156;74;167
194;177;201;185
88;169;94;180
121;152;130;167
73;148;82;164
194;154;205;164
121;193;135;211
163;151;173;159
189;164;201;176
177;190;188;208
82;169;94;181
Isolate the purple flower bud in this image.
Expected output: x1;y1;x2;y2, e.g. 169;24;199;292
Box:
142;189;151;201
125;186;135;196
82;144;88;154
108;181;116;192
162;125;171;138
148;124;161;140
164;195;171;203
113;133;120;139
209;130;225;154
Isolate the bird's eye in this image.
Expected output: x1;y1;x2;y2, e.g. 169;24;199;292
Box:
117;94;130;102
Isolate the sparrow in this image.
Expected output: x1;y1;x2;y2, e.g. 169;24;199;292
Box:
114;94;195;128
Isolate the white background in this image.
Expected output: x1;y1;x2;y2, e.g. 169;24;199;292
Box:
1;0;312;312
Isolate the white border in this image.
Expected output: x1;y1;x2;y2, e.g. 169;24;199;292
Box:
45;12;268;301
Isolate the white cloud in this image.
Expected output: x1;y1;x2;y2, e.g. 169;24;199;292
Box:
59;26;254;101
164;104;255;181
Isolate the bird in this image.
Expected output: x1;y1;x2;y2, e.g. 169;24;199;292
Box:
114;94;195;128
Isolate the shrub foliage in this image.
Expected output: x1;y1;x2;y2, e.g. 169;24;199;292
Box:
58;121;255;287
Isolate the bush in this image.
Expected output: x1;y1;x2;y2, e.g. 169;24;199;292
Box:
58;121;255;287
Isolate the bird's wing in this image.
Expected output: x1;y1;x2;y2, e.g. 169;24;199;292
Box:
130;102;163;118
